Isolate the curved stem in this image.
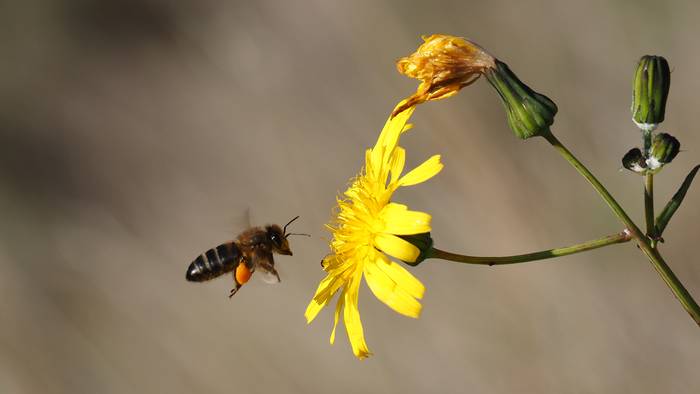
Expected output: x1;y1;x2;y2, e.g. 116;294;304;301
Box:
542;130;641;233
645;247;700;324
542;129;700;326
428;231;631;265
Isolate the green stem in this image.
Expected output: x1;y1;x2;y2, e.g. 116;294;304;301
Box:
428;231;631;265
645;247;700;325
643;129;656;238
645;173;655;237
542;131;639;231
643;129;653;153
542;129;700;327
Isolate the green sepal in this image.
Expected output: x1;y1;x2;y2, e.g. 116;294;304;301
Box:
485;60;558;139
398;232;433;266
632;55;671;130
648;133;680;171
655;164;700;236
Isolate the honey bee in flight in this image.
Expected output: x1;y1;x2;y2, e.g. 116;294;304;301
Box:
186;216;308;297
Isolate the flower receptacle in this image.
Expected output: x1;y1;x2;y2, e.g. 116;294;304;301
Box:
399;233;433;266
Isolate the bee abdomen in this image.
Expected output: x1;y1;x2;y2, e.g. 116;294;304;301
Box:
186;242;241;282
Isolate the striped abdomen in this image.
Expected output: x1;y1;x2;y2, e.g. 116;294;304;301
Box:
186;242;241;282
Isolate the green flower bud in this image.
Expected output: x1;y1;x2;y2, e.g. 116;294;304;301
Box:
485;60;558;139
398;233;433;266
631;55;670;131
622;148;647;174
648;133;680;171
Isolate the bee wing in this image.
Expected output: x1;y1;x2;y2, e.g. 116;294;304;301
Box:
221;208;252;240
251;249;281;284
242;207;252;229
257;266;281;284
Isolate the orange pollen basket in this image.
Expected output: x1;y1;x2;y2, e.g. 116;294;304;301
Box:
235;263;253;285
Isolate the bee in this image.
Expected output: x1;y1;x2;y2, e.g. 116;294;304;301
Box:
186;216;308;297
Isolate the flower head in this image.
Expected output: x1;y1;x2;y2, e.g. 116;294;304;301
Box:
394;34;495;117
395;34;558;139
305;105;443;359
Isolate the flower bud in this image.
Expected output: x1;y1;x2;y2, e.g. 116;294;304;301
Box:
647;133;680;170
631;55;670;131
398;233;433;266
622;148;647;174
484;60;558;139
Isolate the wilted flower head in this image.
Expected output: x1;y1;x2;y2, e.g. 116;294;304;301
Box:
394;34;495;116
622;148;647;174
395;34;557;139
305;104;443;359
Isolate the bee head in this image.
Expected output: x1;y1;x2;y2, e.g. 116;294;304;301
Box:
268;216;309;256
266;225;292;256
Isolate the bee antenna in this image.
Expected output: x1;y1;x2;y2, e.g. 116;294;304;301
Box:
285;232;311;238
283;215;301;235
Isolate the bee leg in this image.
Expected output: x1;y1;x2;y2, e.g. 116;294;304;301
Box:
229;272;243;298
229;264;250;299
228;286;240;298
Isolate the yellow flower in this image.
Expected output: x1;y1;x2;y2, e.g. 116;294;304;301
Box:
305;105;443;359
393;34;495;117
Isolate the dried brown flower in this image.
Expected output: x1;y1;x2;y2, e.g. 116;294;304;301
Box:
393;34;495;117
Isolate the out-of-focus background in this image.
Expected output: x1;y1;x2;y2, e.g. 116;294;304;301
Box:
1;0;699;393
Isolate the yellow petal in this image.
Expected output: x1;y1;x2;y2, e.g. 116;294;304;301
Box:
374;233;420;262
389;147;406;185
380;203;432;235
317;265;355;303
330;288;345;345
311;275;338;304
370;107;416;173
321;254;344;271
365;149;377;179
305;299;326;324
368;150;391;188
398;155;443;186
374;105;415;152
306;261;354;324
368;146;385;180
375;255;425;299
305;274;335;323
364;260;422;318
343;273;371;359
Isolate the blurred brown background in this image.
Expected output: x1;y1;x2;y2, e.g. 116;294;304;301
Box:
1;0;699;393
